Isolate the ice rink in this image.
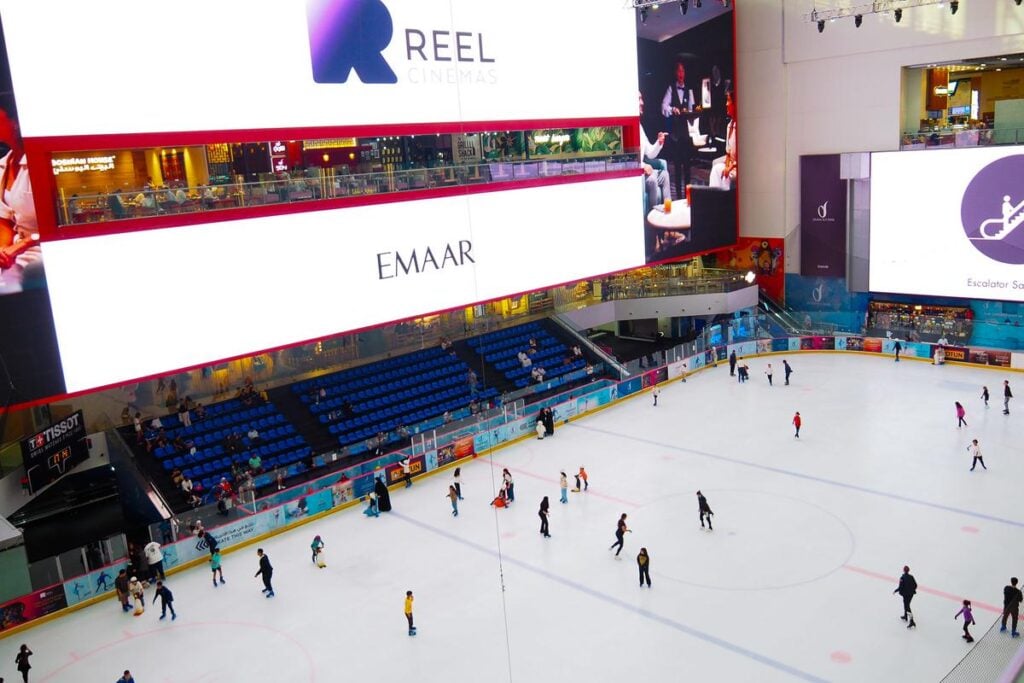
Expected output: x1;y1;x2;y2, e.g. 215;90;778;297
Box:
5;354;1024;683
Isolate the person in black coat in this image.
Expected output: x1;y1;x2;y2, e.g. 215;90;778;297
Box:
542;407;555;436
15;643;32;682
697;490;713;531
894;565;917;628
728;350;737;376
1002;576;1022;636
538;496;551;538
374;476;392;512
154;581;176;620
255;548;274;597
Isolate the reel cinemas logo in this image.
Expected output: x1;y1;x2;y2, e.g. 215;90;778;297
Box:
306;0;496;85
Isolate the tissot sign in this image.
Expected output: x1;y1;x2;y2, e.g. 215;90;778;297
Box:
0;0;636;136
21;410;88;494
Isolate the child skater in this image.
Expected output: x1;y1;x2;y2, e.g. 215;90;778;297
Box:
311;535;324;564
447;485;459;517
128;576;145;615
955;599;976;643
981;386;989;408
363;492;380;517
955;402;968;428
210;549;225;587
453;467;463;500
559;472;568;504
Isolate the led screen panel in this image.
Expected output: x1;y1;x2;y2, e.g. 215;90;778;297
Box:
42;177;643;393
0;0;637;137
870;148;1024;302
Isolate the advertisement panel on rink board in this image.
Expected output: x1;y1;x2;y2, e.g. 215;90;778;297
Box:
870;147;1024;302
0;0;637;137
41;176;643;393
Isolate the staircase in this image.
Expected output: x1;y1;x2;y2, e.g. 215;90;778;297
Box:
451;340;518;396
267;386;336;455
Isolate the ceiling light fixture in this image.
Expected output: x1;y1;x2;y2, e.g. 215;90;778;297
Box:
818;19;825;32
855;13;863;26
679;0;688;14
639;7;648;23
950;0;959;13
894;8;903;22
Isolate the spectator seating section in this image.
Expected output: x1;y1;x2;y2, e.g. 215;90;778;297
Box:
292;346;498;452
145;399;311;494
467;321;586;388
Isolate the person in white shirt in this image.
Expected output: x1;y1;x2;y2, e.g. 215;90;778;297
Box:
144;541;166;580
967;439;987;471
661;60;700;198
639;92;671;210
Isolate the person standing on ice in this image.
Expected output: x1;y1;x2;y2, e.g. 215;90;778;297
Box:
894;565;917;629
697;490;714;531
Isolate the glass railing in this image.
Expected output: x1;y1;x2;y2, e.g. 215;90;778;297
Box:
899;127;1024;150
57;154;637;227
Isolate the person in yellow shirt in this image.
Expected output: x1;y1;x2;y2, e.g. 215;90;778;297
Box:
405;590;416;635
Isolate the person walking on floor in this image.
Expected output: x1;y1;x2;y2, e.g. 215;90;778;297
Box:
559;472;568;504
447;485;459;517
310;535;324;564
637;548;652;588
453;467;463;500
1001;577;1022;637
792;412;802;438
401;456;412;487
895;565;917;628
955;402;968;428
653;387;660;407
154;580;176;621
502;468;514;504
697;490;714;531
210;549;225;587
609;513;630;558
729;350;737;377
765;364;774;386
968;439;987;471
404;590;416;636
255;548;274;598
981;386;989;408
955;600;976;643
539;496;551;538
894;340;902;362
1004;380;1013;415
15;644;32;682
783;360;793;385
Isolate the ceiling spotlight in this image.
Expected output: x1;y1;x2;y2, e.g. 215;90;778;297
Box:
854;14;863;27
894;8;902;22
817;19;825;32
950;0;959;14
679;0;688;14
639;7;648;23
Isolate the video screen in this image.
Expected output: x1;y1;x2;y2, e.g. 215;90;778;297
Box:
637;5;738;263
870;148;1024;302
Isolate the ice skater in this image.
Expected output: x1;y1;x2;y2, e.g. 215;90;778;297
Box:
895;565;917;628
15;644;32;682
453;467;463;500
653;387;660;406
535;419;546;440
401;456;412;487
447;485;459;517
637;548;651;588
210;549;225;586
255;548;274;598
968;439;987;471
310;535;324;564
129;576;145;616
578;466;589;492
792;411;801;438
783;359;793;385
609;513;630;558
539;496;551;537
729;350;737;376
765;364;773;386
1002;577;1022;637
955;599;976;643
363;492;380;517
154;580;176;620
1004;380;1013;415
115;569;131;612
894;340;902;362
955;402;968;428
559;472;568;504
405;590;416;635
502;468;514;503
981;386;989;407
697;490;713;530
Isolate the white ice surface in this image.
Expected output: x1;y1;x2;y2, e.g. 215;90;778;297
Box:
5;354;1023;683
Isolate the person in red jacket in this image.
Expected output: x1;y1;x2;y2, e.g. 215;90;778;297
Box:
792;411;802;438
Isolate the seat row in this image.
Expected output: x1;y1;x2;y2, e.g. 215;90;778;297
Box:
294;346;449;393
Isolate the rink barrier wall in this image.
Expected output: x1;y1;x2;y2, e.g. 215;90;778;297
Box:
2;334;1021;639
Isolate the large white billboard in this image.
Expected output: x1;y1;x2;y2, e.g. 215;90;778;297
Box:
0;0;637;137
42;177;643;392
869;148;1024;302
